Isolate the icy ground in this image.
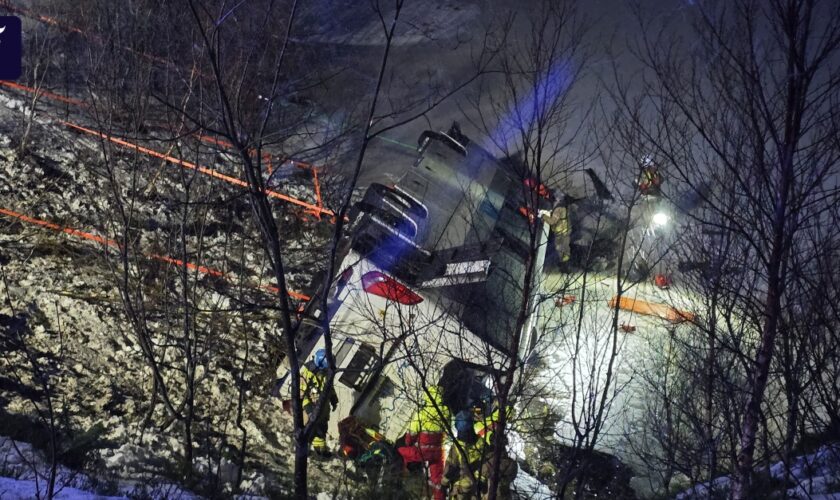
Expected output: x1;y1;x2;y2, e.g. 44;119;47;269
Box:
0;436;198;499
676;443;840;499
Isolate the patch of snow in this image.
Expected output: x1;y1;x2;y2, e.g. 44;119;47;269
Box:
1;436;200;499
677;443;840;499
787;475;840;499
507;428;526;462
0;476;125;499
675;476;731;499
512;468;553;500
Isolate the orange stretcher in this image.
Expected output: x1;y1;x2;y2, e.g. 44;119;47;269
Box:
608;295;696;323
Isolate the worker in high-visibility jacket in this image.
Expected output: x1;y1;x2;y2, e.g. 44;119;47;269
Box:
300;349;338;457
472;402;518;500
639;164;663;197
542;204;571;264
441;441;480;499
396;385;451;500
441;406;483;499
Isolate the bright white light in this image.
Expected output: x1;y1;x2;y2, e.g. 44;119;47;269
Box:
652;211;670;227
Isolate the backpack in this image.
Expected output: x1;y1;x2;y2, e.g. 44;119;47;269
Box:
338;416;396;465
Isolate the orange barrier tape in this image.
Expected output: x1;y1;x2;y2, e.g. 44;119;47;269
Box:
61;120;335;218
194;133;324;212
0;206;310;302
0;81;87;107
0;207;117;248
608;295;696;323
0;71;332;220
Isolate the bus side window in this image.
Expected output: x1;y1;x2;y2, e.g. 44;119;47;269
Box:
295;319;322;356
334;337;355;367
339;343;377;390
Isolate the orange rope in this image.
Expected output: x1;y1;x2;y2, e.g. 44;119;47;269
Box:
195;133;326;206
0;207;117;248
0;207;310;301
194;133;279;179
0;69;333;220
194;133;235;150
0;81;87;107
61;120;334;217
312;166;324;211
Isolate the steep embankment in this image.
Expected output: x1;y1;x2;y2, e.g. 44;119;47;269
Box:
0;87;344;496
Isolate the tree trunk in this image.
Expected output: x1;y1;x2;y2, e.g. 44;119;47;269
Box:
732;203;787;498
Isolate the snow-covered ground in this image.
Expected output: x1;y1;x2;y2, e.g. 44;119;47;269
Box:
528;238;840;499
0;85;346;496
526;262;711;497
0;436;200;499
676;443;840;499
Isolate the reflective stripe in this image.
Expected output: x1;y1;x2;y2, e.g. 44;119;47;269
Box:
301;363;326;407
473;405;514;444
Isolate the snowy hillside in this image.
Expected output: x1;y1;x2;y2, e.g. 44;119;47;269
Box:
0;86;340;496
677;443;840;499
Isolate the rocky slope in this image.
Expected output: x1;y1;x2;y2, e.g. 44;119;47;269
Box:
0;86;348;497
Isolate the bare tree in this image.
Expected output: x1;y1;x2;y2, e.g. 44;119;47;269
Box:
611;0;840;496
169;0;503;496
459;2;629;498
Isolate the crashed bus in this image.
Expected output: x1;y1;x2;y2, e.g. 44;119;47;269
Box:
288;125;549;441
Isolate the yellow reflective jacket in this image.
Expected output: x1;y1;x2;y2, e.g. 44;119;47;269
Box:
407;385;451;434
474;404;514;451
300;362;337;408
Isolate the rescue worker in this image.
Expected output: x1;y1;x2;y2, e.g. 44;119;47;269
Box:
639;162;663;197
441;441;478;499
473;401;518;500
441;404;482;498
542;202;571;265
396;385;451;500
300;348;338;457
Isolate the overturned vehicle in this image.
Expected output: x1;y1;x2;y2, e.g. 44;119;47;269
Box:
286;125;550;441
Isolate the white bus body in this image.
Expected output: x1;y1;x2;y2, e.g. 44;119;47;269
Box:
293;126;549;440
